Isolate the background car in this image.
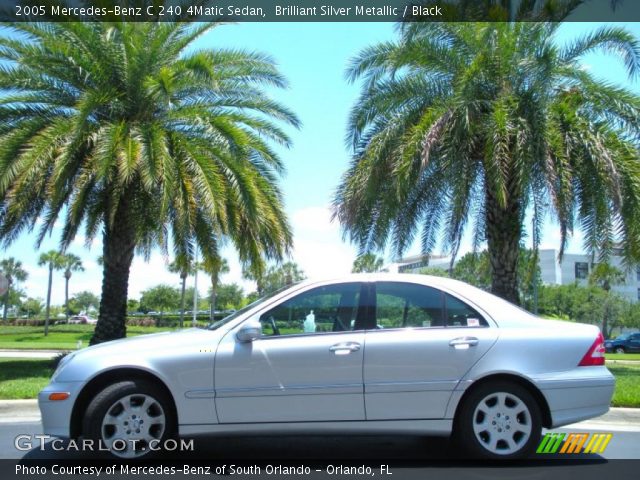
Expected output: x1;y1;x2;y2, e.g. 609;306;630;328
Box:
68;315;97;325
39;274;613;460
605;332;640;353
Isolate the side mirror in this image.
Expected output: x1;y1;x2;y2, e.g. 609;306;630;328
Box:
236;320;262;343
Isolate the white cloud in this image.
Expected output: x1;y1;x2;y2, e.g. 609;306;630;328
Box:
290;205;358;280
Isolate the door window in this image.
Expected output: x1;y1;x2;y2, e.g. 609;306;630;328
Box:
258;283;362;336
375;282;444;328
445;293;488;327
373;282;488;329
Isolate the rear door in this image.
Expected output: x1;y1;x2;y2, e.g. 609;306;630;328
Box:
364;281;498;420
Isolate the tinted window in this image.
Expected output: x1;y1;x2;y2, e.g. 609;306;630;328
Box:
375;282;444;328
259;283;361;336
445;294;488;327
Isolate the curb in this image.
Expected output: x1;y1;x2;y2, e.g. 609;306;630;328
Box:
0;400;40;423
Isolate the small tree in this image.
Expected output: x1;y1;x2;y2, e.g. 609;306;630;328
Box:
248;262;306;296
199;257;229;323
140;285;180;323
352;253;384;273
168;255;196;328
60;253;84;322
38;251;64;336
589;263;627;337
72;291;100;315
21;297;43;319
0;258;28;322
213;283;245;311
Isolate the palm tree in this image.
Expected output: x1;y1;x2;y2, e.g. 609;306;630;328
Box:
588;263;627;293
38;250;63;336
334;21;640;305
168;254;196;328
0;22;297;344
0;257;28;322
60;253;84;323
200;256;229;322
589;262;627;337
352;253;384;273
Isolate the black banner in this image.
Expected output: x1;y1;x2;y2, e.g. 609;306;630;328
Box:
0;0;639;23
4;459;640;480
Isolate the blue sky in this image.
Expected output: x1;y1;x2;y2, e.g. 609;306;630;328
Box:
2;21;640;305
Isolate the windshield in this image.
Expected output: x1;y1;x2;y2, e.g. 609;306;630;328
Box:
206;283;300;330
615;334;630;340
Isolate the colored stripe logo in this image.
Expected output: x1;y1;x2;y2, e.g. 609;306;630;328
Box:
537;432;612;454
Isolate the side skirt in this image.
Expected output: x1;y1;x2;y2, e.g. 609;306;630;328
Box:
179;419;453;437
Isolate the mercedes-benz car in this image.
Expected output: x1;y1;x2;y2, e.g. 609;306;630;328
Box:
39;274;614;460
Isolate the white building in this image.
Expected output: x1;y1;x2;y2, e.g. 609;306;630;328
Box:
385;254;452;274
538;249;640;303
388;249;640;303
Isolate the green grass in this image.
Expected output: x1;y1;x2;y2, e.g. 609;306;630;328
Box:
0;358;54;399
0;324;175;350
606;353;640;361
608;363;640;408
1;357;639;408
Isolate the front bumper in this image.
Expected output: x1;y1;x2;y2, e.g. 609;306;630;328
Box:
38;381;85;438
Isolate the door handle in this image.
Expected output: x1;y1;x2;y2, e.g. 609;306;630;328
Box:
329;342;361;354
449;336;479;348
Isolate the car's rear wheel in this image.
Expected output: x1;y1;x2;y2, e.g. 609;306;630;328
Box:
82;379;175;459
455;381;541;459
614;346;626;354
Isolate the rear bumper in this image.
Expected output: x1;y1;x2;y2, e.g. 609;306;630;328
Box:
532;367;615;428
38;381;85;438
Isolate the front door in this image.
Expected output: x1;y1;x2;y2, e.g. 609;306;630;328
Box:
214;282;367;423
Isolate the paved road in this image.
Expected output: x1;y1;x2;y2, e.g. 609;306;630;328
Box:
1;420;639;460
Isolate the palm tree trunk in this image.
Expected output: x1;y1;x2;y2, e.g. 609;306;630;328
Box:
485;188;522;305
2;288;9;323
91;204;136;345
210;275;218;322
179;276;186;328
44;266;53;336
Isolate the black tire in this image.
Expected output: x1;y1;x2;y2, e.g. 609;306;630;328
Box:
614;346;626;354
82;379;175;459
454;381;542;460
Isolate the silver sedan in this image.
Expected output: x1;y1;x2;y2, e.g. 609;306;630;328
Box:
39;274;614;459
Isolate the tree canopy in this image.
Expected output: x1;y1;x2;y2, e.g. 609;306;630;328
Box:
334;21;640;305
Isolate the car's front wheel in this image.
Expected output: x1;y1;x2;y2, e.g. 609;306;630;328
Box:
82;379;175;459
614;346;626;354
455;381;541;459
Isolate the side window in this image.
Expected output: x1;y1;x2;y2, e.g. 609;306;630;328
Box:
375;282;444;329
258;283;362;336
445;294;488;327
575;262;589;280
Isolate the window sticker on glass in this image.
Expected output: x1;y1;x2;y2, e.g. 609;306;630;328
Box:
468;318;480;327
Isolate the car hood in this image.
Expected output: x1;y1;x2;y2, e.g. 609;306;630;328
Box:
86;328;214;351
54;328;223;383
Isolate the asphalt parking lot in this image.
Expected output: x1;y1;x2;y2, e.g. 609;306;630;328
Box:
0;403;638;479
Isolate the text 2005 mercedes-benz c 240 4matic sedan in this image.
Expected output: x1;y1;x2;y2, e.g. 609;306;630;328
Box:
39;274;614;459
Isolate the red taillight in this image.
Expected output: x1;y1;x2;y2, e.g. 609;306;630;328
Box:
578;332;606;366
